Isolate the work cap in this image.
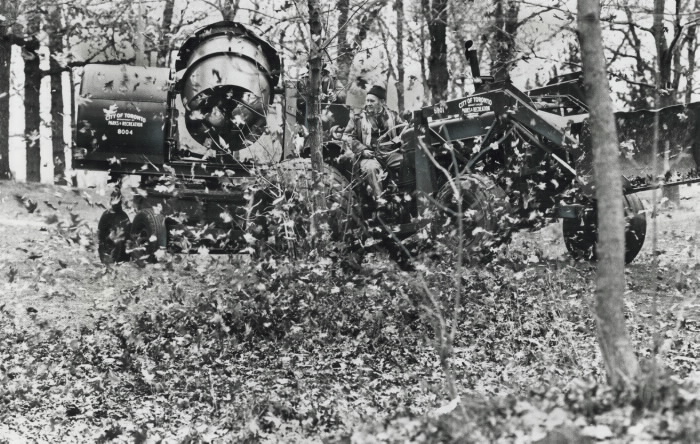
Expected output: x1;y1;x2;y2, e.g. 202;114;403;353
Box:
367;85;386;101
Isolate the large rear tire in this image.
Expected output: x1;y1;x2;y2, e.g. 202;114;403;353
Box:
435;173;512;259
97;209;130;264
128;208;167;262
562;194;647;264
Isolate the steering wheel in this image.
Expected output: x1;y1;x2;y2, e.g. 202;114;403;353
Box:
377;123;409;146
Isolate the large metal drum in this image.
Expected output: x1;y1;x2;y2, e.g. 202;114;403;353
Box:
175;21;281;152
73;64;171;170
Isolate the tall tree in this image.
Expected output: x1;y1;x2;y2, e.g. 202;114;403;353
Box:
335;0;389;85
336;0;351;86
427;0;448;102
578;0;640;388
685;0;700;104
653;0;675;107
157;0;175;67
489;0;519;81
604;0;700;108
220;0;241;20
395;0;405;112
24;7;41;182
306;0;324;179
0;0;12;179
46;5;66;184
419;0;430;104
134;0;146;66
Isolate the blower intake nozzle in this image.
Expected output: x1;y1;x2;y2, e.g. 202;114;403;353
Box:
175;21;281;152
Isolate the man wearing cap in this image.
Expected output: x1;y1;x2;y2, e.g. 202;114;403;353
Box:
343;84;405;201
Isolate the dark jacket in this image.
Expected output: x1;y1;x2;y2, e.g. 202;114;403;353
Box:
343;107;404;162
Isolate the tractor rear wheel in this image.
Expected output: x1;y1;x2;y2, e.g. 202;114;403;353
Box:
435;173;512;259
97;209;130;264
562;194;646;264
128;208;167;262
258;158;360;259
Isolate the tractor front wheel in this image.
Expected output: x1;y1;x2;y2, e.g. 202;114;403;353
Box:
435;174;512;259
97;209;131;264
257;158;360;259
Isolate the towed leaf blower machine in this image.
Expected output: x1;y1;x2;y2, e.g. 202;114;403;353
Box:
73;21;299;263
74;20;284;171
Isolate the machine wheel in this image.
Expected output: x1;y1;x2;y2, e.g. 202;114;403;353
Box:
97;209;131;264
435;173;512;258
259;158;360;258
128;208;167;262
562;206;597;261
624;194;647;263
562;194;647;264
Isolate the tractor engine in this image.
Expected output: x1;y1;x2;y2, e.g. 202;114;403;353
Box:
73;21;281;174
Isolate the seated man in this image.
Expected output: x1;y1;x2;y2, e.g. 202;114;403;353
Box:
343;85;405;200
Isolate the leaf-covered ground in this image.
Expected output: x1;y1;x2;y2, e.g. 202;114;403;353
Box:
1;180;700;443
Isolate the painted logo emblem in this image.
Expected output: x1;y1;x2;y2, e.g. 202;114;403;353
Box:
103;104;146;128
458;96;493;114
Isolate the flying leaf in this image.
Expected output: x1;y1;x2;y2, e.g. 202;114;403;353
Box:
581;425;613;440
433;398;459;416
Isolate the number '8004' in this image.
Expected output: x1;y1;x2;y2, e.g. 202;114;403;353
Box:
117;128;133;135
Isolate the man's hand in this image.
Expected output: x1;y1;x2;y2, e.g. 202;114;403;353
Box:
361;149;375;159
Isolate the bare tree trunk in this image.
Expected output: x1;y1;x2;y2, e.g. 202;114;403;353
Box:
622;7;651;109
578;0;640;388
652;0;681;203
158;0;175;67
490;0;520;81
685;0;700;102
24;12;41;183
336;0;351;86
134;0;146;66
69;69;78;187
335;0;388;84
670;0;684;95
307;0;324;186
427;0;449;102
380;27;395;88
685;22;697;104
221;0;240;20
47;5;66;184
395;0;405;113
654;0;672;106
0;0;12;179
420;0;430;104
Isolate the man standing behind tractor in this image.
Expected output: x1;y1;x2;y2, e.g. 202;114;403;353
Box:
343;85;405;202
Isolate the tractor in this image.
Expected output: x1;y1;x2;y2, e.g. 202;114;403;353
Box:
74;20;649;266
317;43;649;264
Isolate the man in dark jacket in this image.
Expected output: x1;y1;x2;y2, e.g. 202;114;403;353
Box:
343;85;405;200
